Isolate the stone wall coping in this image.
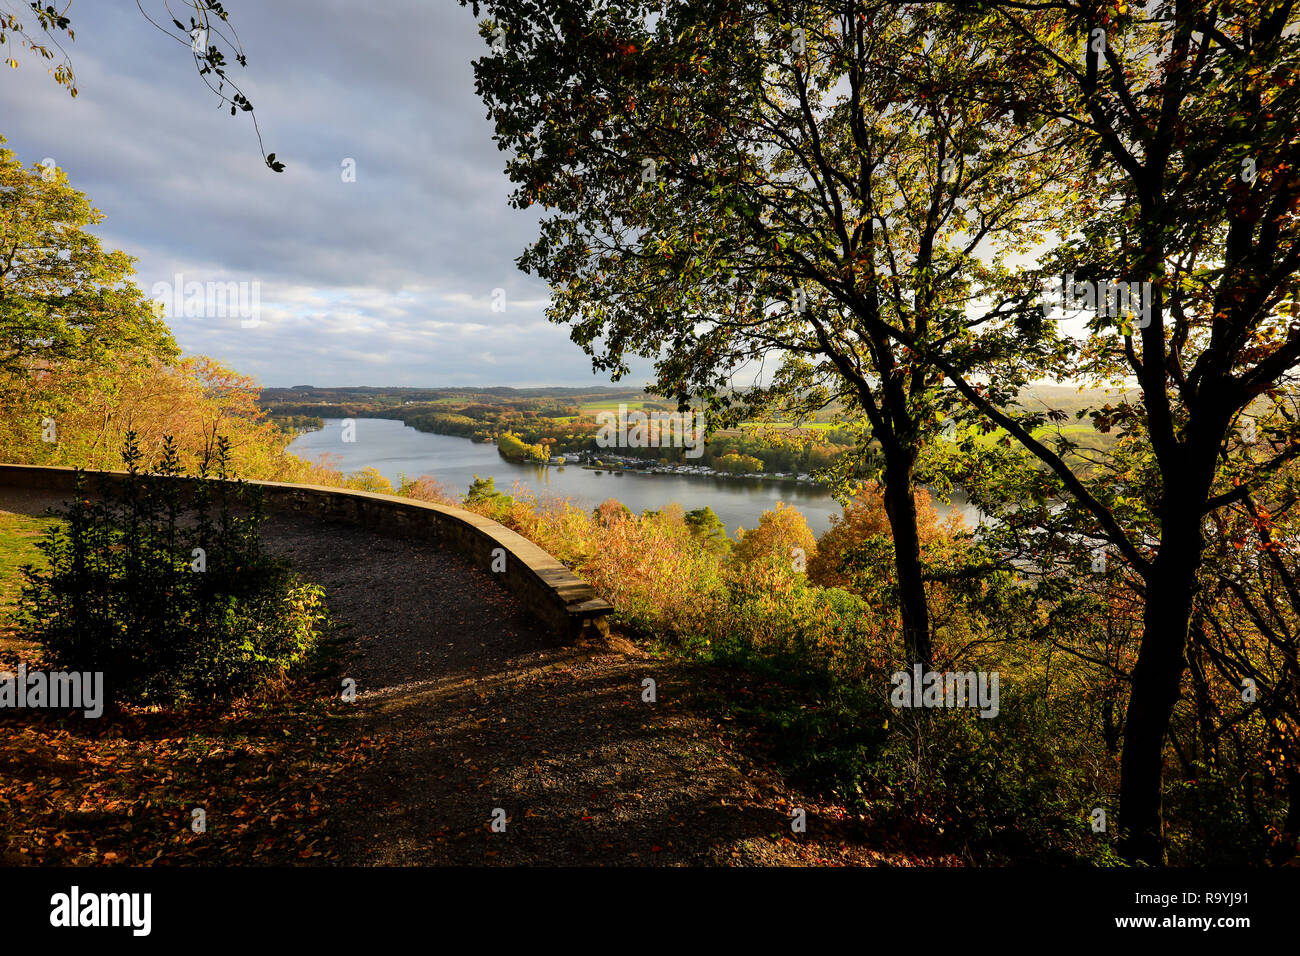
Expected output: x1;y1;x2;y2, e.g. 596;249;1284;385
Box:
0;463;613;639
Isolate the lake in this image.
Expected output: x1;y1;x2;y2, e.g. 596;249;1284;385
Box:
286;418;980;538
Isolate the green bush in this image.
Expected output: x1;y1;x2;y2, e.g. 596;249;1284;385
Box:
464;474;513;518
695;559;895;798
1164;762;1273;866
867;689;1113;863
19;433;327;709
690;556;1109;862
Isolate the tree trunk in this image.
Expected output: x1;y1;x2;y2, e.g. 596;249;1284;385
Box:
882;452;932;668
1119;515;1202;865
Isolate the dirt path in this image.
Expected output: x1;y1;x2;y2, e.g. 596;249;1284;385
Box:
261;513;913;866
2;487;911;866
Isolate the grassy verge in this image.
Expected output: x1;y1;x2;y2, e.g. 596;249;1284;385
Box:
0;511;59;661
0;511;57;614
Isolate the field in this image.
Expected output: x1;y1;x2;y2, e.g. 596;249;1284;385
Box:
577;399;657;414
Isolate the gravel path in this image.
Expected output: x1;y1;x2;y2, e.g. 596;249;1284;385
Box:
3;488;913;866
258;512;912;866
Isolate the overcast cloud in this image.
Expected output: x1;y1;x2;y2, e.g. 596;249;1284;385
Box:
0;0;655;388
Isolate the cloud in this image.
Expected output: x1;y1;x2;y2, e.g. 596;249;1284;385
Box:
0;0;654;387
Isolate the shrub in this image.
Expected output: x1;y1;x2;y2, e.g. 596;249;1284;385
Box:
683;505;729;553
397;474;457;505
464;474;513;519
733;501;816;569
866;685;1112;863
344;466;395;494
592;498;632;526
19;433;328;709
1165;761;1275;866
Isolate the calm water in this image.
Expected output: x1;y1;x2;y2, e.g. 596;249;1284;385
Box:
287;418;979;538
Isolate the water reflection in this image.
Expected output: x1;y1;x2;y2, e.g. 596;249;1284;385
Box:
287;418;980;538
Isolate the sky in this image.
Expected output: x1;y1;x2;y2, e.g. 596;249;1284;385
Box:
0;0;656;388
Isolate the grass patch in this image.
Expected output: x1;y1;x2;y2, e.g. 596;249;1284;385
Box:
0;510;60;660
0;511;58;612
578;399;654;414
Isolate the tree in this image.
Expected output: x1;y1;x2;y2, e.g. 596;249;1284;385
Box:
0;151;287;475
717;452;764;474
0;1;282;170
465;474;513;512
593;498;634;525
809;484;944;584
1190;467;1300;860
918;1;1300;863
497;430;549;463
684;505;729;552
460;0;1082;667
344;467;395;495
0;140;176;382
0;139;179;461
733;501;816;569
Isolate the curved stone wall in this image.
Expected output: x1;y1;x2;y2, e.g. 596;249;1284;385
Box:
0;464;612;641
